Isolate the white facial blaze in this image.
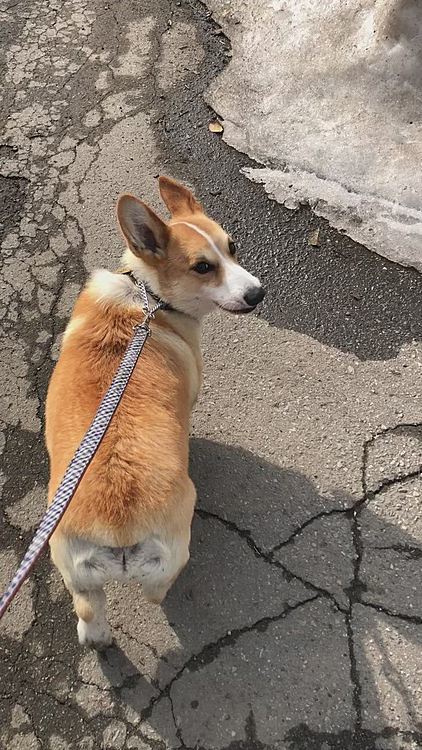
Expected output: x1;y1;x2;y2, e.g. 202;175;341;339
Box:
172;221;221;255
172;221;261;310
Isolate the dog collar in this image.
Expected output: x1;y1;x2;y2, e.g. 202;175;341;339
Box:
118;269;179;314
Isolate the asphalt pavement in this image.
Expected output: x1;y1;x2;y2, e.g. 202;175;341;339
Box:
0;1;421;749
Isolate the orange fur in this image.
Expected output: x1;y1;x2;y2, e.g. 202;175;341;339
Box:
46;291;201;547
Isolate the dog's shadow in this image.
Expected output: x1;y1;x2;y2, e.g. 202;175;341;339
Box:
95;436;422;749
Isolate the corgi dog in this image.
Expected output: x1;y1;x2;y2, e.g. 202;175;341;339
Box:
45;177;265;648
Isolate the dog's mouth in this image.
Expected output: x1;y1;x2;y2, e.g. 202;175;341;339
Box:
217;303;256;315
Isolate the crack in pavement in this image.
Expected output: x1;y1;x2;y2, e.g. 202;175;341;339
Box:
141;594;320;721
194;423;422;743
343;422;422;738
362;422;422;498
350;422;422;610
361;600;422;627
196;507;346;611
371;543;422;560
271;506;353;553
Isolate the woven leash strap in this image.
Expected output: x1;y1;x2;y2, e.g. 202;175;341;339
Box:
0;312;152;620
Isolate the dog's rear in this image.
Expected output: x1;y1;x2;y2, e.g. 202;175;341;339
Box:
46;177;264;648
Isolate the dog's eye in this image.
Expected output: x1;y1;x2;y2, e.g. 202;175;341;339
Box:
228;240;236;256
193;261;214;274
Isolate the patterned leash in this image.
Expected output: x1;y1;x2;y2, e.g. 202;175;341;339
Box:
0;280;161;621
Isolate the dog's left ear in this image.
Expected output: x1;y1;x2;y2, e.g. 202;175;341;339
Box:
117;194;169;260
159;176;203;216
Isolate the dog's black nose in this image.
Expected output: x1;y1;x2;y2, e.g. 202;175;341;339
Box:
243;286;266;307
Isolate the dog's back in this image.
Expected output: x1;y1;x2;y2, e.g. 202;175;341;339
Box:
46;284;200;548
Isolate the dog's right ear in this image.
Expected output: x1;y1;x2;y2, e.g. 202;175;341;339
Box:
117;194;169;260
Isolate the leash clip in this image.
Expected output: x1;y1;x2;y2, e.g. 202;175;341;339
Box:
131;279;167;334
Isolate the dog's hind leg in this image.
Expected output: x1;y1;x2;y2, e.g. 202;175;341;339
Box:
50;532;112;649
73;588;112;649
128;530;191;605
136;483;196;604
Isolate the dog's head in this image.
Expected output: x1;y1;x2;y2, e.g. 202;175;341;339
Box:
117;177;265;318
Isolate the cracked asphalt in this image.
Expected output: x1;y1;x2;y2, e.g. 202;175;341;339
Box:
0;1;421;749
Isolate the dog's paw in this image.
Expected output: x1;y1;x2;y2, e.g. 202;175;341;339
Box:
77;618;113;650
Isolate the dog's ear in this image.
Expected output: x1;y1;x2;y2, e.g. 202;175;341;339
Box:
117;194;169;260
159;176;203;216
